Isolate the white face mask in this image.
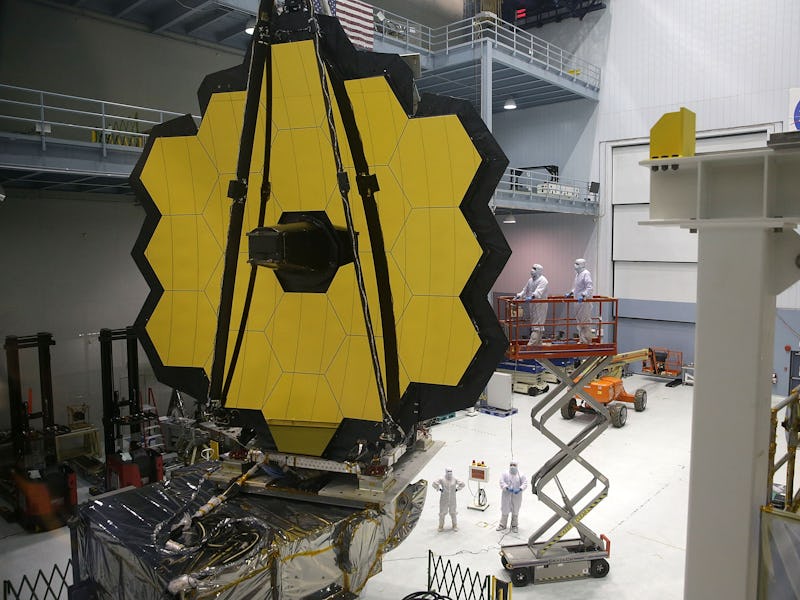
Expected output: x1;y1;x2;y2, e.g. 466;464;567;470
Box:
509;466;518;475
445;471;453;480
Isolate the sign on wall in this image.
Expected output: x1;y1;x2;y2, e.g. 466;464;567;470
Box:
789;88;800;131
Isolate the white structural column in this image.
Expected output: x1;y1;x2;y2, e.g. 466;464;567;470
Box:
688;226;799;599
480;40;492;132
642;145;800;599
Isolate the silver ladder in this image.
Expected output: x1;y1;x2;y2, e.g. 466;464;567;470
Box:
141;387;165;452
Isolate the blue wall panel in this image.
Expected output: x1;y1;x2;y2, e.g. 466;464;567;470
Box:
617;300;800;394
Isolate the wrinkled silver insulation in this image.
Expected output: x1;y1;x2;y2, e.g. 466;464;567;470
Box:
71;465;426;598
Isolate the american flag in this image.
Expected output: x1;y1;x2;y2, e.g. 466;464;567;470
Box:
313;0;375;50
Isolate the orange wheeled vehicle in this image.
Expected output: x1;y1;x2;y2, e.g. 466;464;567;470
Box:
560;349;649;428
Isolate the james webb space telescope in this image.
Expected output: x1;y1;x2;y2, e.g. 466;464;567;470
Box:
128;0;509;500
70;0;510;598
70;1;510;597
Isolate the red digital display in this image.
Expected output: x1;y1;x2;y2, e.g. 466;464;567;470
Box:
471;467;487;481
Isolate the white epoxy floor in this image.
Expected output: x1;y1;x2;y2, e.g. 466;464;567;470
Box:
361;374;693;599
0;375;693;599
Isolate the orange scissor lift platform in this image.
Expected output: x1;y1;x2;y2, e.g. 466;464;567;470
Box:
498;295;619;361
496;295;619;586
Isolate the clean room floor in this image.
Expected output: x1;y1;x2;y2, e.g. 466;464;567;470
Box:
0;375;694;599
362;374;693;600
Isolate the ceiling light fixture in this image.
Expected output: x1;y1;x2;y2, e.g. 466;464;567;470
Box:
503;98;517;110
503;212;516;224
245;18;256;35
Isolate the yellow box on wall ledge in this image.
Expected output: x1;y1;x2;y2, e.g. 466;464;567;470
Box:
650;107;696;159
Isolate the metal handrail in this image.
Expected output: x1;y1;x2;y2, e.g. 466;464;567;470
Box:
498;295;618;360
374;9;601;89
496;168;598;202
0;83;197;155
768;387;800;511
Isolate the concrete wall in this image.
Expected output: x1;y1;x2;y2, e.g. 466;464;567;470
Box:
0;194;176;431
492;98;598;182
0;0;243;115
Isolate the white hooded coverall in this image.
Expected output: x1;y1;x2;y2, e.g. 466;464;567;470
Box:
499;468;528;529
518;274;549;345
571;267;594;344
432;472;465;530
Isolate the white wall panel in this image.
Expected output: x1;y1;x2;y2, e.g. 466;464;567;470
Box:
613;204;698;262
778;283;800;310
611;144;649;205
610;133;768;207
609;132;770;302
523;0;797;161
614;262;697;303
698;132;768;153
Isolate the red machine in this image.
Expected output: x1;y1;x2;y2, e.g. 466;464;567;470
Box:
561;376;647;428
106;448;164;489
101;328;164;490
13;465;77;532
4;333;78;532
560;349;650;428
642;347;683;379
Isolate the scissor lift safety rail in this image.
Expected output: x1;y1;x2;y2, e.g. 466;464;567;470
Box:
498;296;618;360
499;324;617;586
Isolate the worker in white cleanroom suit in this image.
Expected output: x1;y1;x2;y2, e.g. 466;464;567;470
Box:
516;264;549;346
497;461;528;533
568;258;594;344
432;468;465;531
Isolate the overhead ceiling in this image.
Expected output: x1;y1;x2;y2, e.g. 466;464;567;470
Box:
50;0;256;51
46;0;465;53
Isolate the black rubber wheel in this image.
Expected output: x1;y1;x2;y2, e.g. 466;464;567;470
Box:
561;398;577;420
589;558;610;578
527;386;537;396
511;567;530;587
501;554;509;569
609;403;627;428
634;389;647;412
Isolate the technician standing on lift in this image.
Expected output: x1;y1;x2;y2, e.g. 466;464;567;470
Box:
516;264;548;346
497;461;528;533
567;258;593;344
